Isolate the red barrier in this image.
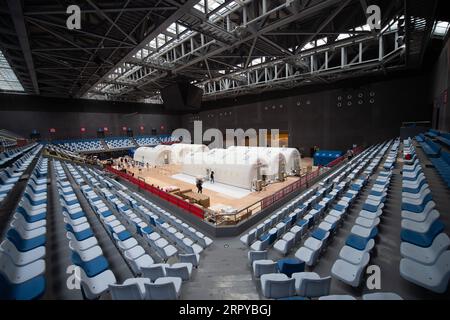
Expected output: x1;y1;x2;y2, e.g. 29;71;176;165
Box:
105;166;205;219
327;146;364;168
260;146;365;210
260;168;323;210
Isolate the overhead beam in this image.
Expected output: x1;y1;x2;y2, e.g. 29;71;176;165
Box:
245;37;258;68
114;0;349;96
26;16;135;46
24;7;178;15
81;0;200;97
26;18;95;57
86;0;137;45
294;0;353;54
7;0;39;94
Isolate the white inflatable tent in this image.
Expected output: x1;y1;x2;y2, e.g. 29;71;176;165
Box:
133;145;171;166
227;146;287;182
170;143;209;164
273;147;301;176
181;148;261;190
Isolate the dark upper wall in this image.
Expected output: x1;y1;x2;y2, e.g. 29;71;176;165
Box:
0;94;181;140
0;72;433;145
182;75;432;154
0;93;169;114
0;110;181;140
431;38;450;132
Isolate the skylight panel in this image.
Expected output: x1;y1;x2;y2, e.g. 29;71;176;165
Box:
0;50;24;92
167;23;177;34
433;21;450;37
337;33;351;41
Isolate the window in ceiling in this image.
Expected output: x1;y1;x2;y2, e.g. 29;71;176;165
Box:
433;21;450;38
195;0;225;13
0;50;24;92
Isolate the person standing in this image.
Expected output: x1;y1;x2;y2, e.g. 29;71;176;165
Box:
196;179;202;193
210;171;215;184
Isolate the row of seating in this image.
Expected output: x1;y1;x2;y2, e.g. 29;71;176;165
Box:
113;184;213;248
410;135;450;189
243;145;379;254
0;138;17;149
66;164;156;276
292;144;389;267
0;157;48;299
246;142;392;299
0;143;37;166
399;141;450;294
79;165;195;261
104;137;135;150
53;160;117;300
63;162;198;300
84;165;212;258
416;134;442;158
430;152;450;189
331;140;398;287
425;129;450;148
0;145;42;203
45;144;87;163
250;143;392;298
317;292;403;300
134;136;160;147
55;139;104;153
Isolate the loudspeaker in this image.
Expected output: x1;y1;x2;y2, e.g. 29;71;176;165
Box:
161;82;203;111
30;131;41;140
97;129;105;139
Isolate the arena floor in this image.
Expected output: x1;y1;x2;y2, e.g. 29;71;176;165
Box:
124;157;314;213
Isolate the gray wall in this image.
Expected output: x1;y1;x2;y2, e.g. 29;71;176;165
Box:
0;110;181;140
0;93;182;140
182;75;432;154
431;39;450;132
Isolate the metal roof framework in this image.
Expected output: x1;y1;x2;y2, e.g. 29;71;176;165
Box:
0;0;443;102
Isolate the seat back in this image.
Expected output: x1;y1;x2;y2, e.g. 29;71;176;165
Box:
248;251;268;265
144;282;177;300
141;265;166;282
255;262;278;277
430;129;440;136
179;254;199;267
427;140;441;154
442;152;450;166
266;278;296;299
109;283;142;300
303;277;332;297
247;231;256;245
165;266;189;281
